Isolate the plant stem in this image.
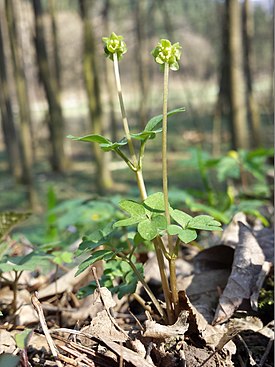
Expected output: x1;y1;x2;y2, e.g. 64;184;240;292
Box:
162;62;179;318
122;255;167;322
162;63;172;247
112;53;173;323
113;52;147;199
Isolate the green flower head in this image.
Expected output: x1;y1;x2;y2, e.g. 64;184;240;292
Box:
151;39;182;71
102;32;127;61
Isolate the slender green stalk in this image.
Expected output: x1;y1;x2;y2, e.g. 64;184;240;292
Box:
112;51;174;323
121;254;167;322
162;62;179;317
112;52;147;199
113;53;136;164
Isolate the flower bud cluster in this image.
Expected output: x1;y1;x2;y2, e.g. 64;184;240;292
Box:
102;32;127;61
151;39;182;71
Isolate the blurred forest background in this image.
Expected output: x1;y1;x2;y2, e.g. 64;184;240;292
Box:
0;0;273;211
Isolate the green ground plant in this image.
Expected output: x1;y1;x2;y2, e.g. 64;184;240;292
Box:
69;33;222;324
178;147;273;225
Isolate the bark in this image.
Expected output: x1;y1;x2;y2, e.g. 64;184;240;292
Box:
79;0;113;194
228;0;250;149
0;15;21;180
49;0;61;89
5;0;37;208
32;0;67;172
242;0;261;147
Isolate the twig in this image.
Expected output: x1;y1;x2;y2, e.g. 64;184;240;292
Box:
58;344;95;367
258;338;274;367
237;334;257;366
31;292;63;367
91;267;129;339
128;307;144;331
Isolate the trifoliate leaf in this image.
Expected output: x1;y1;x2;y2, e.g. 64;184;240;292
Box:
167;225;197;243
138;219;158;241
170;208;192;228
113;200;146;227
143;192;165;212
188;215;222;231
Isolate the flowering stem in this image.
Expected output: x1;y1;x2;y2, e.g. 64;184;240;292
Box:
112;52;174;323
112;52;147;199
162;62;179;317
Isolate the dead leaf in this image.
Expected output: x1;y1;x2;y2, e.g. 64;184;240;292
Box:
213;223;266;325
81;287;128;343
99;338;156;367
0;330;16;353
178;269;230;323
143;310;189;339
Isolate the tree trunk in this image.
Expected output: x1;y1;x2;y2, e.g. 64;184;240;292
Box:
49;0;61;90
228;0;250;149
242;0;261;147
5;0;37;208
0;14;21;180
79;0;113;194
32;0;67;172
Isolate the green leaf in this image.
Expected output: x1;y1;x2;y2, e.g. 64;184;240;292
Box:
185;199;230;224
100;138;128;152
178;229;198;243
167;225;197;243
151;214;167;230
144;107;185;132
68;134;128;152
75;250;114;276
0;354;20;367
188;215;222;231
130;128;162;141
138;218;158;241
67;134;111;144
143;192;165;212
0;252;51;273
169;208;192;228
114;200;146;227
15;329;33;349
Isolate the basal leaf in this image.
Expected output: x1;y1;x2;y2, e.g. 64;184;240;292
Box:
188;215;222;231
185;199;230;224
143;192;165;212
177;229;197;243
113;200;146;228
167;225;197;243
170;208;192;228
167;224;182;236
119;200;146;216
138;219;158;241
151;214;167;230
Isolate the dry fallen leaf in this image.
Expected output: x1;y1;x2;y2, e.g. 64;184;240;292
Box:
143;310;189;339
213;222;266;325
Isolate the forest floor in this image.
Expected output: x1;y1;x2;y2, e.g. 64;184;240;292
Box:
0;115;274;366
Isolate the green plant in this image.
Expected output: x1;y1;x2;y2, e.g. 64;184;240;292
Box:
178;147;273;225
69;33;222;324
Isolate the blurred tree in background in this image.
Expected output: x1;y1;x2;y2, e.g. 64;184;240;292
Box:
0;0;273;209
